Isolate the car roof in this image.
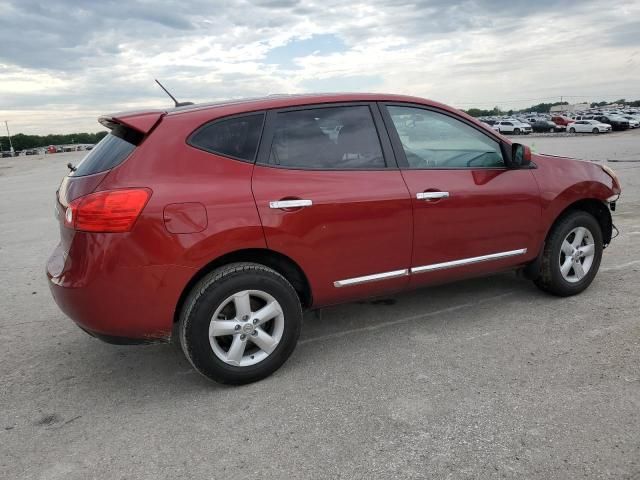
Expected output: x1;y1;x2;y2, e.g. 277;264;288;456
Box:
163;92;450;116
102;92;501;137
105;93;430;120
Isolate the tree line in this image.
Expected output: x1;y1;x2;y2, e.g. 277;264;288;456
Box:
0;131;108;152
464;99;640;117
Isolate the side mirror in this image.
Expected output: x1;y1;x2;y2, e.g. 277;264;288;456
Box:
510;143;532;168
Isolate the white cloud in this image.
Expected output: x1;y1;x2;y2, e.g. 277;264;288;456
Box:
0;0;639;134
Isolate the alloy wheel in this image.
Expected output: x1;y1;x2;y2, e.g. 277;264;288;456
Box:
559;226;595;283
209;290;285;367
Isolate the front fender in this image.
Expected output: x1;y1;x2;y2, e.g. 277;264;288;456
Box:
532;155;617;245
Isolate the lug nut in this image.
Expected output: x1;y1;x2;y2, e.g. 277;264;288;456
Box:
240;334;246;340
253;319;258;325
252;330;258;336
234;325;241;331
242;315;249;321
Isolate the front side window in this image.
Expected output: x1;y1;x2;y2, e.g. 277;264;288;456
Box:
268;105;385;169
386;106;504;169
189;113;264;162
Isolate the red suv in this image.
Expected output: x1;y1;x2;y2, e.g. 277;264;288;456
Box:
47;93;621;384
551;115;575;126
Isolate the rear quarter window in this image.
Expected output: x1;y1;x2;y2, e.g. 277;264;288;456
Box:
70;125;142;177
188;113;265;162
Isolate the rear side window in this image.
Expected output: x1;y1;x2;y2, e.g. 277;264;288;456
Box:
267;105;385;169
70;125;141;177
189;113;264;162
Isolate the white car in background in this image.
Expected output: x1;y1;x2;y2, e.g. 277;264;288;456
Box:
621;116;640;128
492;120;532;135
567;120;612;134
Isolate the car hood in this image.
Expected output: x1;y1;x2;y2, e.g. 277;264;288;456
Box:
531;153;621;196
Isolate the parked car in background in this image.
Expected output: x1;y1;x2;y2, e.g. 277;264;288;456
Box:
530;119;566;133
47;93;621;384
551;115;574;126
567;120;612;134
620;116;639;128
492;120;532;134
594;115;630;131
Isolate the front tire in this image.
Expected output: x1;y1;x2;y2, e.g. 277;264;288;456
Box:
534;211;603;296
179;262;302;384
514;128;521;135
592;128;599;134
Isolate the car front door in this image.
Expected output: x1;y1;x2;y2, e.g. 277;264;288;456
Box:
380;103;542;288
251;103;413;306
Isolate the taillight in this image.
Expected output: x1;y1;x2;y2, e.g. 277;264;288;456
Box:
64;188;151;233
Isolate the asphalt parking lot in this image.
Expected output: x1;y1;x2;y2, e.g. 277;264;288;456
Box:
1;130;639;479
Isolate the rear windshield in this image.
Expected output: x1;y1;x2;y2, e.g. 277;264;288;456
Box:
70;125;142;177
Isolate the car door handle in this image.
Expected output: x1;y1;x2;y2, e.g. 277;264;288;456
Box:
269;199;313;209
416;191;449;200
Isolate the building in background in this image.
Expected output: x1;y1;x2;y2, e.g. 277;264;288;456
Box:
550;103;590;113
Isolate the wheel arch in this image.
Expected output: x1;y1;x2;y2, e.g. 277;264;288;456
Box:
549;198;613;247
173;248;313;324
523;198;612;280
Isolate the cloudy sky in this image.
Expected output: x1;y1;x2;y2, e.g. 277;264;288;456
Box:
1;0;639;134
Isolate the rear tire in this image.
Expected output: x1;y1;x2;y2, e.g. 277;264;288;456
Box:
179;262;302;384
534;211;603;297
569;127;576;133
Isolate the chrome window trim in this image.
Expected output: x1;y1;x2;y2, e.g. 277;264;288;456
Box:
411;249;527;274
333;269;409;288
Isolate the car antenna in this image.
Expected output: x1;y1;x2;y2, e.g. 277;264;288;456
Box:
154;79;194;107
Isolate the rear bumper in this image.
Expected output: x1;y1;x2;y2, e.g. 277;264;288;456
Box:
47;240;194;343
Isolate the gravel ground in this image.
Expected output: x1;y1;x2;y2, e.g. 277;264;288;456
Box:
1;130;639;479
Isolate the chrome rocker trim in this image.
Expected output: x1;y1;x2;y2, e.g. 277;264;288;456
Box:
411;249;527;274
333;249;527;287
333;269;409;288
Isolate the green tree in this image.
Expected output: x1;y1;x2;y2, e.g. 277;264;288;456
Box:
0;131;108;151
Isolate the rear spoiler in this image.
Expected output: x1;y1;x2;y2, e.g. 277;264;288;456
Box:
98;110;165;135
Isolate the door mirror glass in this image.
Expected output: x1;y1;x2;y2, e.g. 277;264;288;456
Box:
511;143;532;168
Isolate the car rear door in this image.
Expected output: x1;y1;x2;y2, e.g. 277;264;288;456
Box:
251;103;413;306
379;103;542;288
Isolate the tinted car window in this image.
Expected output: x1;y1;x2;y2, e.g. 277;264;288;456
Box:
386;106;504;169
190;113;264;162
70;125;141;177
268;106;385;169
